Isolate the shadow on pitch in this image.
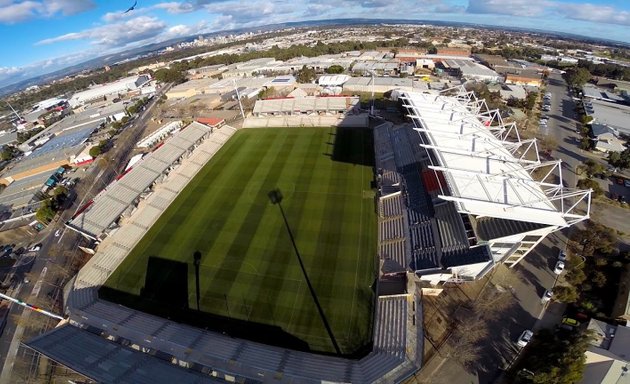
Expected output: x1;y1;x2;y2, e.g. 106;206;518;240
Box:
98;255;310;353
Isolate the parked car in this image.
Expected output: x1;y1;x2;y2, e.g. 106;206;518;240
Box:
517;330;533;348
28;243;42;252
558;250;567;262
554;260;565;274
541;289;553;304
561;317;579;329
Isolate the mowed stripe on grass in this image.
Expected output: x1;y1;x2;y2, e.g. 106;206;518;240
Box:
103;127;376;354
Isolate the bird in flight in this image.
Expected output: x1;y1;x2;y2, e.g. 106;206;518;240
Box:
124;0;137;13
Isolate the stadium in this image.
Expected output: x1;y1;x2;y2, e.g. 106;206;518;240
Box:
28;87;589;383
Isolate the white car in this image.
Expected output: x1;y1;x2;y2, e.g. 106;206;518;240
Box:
554;260;565;275
558;250;567;262
54;229;61;237
517;330;533;348
541;289;553;304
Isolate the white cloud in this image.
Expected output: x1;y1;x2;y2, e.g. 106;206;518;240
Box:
36;16;167;47
203;0;296;26
0;0;94;23
0;1;39;23
467;0;552;17
434;4;465;13
153;1;198;14
0;66;23;76
558;3;630;26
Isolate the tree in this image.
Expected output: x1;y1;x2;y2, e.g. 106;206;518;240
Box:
563;67;591;88
296;65;316;83
579;137;593;151
537;135;559;154
565;266;587;286
571;221;618;257
525;92;538;111
89;145;102;158
1;145;18;161
607;149;630;170
154;68;186;84
35;200;56;223
325;65;344;74
577;178;604;197
592;271;607;288
553;285;578;303
578;159;606;178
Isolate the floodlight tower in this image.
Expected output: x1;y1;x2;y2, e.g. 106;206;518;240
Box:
4;101;22;121
232;79;245;120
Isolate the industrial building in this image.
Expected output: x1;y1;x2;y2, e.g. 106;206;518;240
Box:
68;75;151;108
436;47;471;57
342;76;428;94
504;73;543;87
1;123;99;185
441;59;502;82
352;60;400;76
582;84;625;103
165;78;219;99
583;99;630;136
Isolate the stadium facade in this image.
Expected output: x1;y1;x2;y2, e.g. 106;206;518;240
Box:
26;87;590;383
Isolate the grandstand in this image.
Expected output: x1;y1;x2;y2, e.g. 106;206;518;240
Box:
244;96;368;128
370;87;591;285
66;122;234;240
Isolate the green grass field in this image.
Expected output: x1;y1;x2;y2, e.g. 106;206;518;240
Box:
101;127;377;355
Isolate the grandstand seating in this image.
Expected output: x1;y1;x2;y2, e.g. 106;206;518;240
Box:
68;123;235;240
66;292;420;384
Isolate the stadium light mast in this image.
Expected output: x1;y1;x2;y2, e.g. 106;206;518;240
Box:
232;79;245;120
0;292;64;321
369;70;375;116
268;188;342;355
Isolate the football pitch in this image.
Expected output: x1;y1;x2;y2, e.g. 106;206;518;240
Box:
101;127;377;355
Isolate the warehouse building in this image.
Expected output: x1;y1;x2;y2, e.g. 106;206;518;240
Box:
441;60;502;82
69;75;151;108
505;73;543;87
165;78;219;99
343;76;428;94
583;99;630;135
2;123;99;185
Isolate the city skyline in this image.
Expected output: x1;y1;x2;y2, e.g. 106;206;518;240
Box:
0;0;629;88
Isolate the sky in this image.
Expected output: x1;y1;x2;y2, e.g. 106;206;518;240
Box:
0;0;630;89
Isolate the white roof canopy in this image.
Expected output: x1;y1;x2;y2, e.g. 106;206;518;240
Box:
401;90;580;227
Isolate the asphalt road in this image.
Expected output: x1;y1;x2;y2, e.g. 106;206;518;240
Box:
0;84;169;383
543;73;584;188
